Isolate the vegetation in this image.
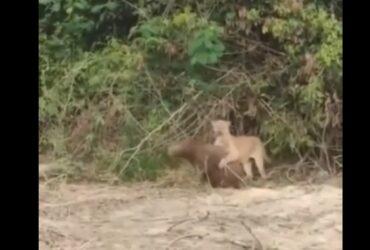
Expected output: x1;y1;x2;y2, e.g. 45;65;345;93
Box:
39;0;342;182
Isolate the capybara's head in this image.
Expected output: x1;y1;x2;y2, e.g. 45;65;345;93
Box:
167;137;205;159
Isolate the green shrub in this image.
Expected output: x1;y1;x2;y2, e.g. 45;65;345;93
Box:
39;0;342;181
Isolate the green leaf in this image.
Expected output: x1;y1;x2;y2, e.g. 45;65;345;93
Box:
225;12;236;22
46;102;59;116
196;53;208;65
74;1;88;10
213;42;225;52
39;0;53;5
207;53;219;64
39;98;46;111
66;7;73;15
51;2;61;12
188;38;204;55
91;5;106;13
106;2;119;10
204;39;214;49
190;57;198;65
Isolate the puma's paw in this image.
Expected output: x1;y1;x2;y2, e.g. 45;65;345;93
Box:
219;159;227;168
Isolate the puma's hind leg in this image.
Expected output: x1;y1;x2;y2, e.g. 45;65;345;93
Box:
242;160;253;180
252;152;267;179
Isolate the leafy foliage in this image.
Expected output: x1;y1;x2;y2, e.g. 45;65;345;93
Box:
188;24;225;65
39;0;342;181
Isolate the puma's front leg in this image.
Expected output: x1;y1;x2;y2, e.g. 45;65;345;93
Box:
218;152;239;169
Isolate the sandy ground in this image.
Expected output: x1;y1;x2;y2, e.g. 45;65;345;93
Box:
39;179;342;250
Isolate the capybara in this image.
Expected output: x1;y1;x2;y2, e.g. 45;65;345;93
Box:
167;138;247;188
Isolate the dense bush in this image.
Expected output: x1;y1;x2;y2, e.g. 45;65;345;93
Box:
39;0;342;181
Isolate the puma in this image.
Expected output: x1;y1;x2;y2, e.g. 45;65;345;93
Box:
211;120;270;179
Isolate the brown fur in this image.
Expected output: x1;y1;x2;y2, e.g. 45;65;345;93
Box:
167;138;247;189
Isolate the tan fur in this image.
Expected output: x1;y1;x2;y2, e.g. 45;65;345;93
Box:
211;120;270;179
167;138;247;189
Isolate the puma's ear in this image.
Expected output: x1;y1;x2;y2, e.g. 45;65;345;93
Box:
211;120;217;127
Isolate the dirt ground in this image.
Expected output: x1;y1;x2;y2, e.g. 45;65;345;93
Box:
39;176;342;250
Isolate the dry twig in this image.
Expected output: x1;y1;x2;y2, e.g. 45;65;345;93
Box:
241;221;264;250
116;92;202;175
165;234;206;249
